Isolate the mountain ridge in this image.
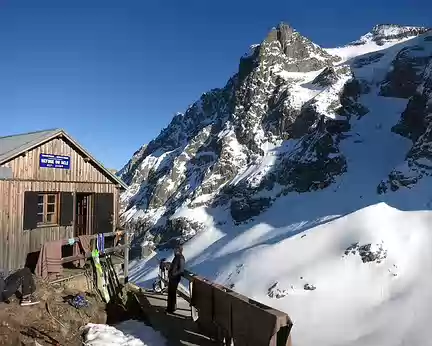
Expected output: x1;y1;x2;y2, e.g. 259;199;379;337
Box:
118;22;432;247
120;21;432;346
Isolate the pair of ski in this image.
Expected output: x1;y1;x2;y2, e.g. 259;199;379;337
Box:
91;234;121;303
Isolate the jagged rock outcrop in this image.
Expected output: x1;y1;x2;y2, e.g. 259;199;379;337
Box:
379;42;432;192
380;43;432;98
311;67;340;87
343;242;388;263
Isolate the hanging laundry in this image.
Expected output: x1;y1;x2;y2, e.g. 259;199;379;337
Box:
97;233;105;254
36;240;63;280
73;235;93;268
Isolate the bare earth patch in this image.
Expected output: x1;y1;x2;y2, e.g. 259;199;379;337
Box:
0;277;107;346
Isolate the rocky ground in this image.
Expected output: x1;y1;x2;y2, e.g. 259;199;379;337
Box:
0;276;110;346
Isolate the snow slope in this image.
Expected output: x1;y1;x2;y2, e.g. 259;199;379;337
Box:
130;194;432;346
123;23;432;346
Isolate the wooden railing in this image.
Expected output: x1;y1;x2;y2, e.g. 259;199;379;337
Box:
156;262;199;320
158;261;293;346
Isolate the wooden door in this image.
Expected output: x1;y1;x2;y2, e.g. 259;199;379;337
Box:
75;193;92;236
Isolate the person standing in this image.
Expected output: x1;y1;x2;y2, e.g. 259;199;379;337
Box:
166;245;185;314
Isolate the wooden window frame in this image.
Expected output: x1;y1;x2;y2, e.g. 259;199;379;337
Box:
37;192;59;227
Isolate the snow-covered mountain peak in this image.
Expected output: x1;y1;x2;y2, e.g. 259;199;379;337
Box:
119;22;432;229
273;22;295;35
353;23;430;46
257;22;338;72
325;24;430;64
121;23;432;345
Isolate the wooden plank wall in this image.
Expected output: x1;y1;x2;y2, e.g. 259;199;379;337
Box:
0;181;119;271
0;136;122;271
3;137;112;183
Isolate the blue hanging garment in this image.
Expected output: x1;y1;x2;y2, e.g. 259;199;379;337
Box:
97;233;105;254
96;233;101;253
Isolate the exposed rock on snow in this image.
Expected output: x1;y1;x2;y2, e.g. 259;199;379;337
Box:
267;282;289;299
380;48;432;192
380;43;432;98
343;241;388;263
311;66;340;87
154;217;206;247
303;283;316;291
225;263;244;289
231;197;273;224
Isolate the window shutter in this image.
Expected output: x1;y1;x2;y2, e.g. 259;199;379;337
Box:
59;192;74;226
23;191;39;230
93;193;114;234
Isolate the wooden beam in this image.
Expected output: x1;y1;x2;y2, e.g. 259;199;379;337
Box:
1;178;117;185
61;230;123;245
49;272;85;285
72;192;77;241
61;244;126;263
124;230;130;283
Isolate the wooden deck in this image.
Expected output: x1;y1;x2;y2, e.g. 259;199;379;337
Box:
133;289;216;346
128;264;293;346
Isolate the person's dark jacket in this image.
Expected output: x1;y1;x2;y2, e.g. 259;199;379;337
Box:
0;269;7;302
168;254;185;282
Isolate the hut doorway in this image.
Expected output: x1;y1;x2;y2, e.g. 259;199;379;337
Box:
75;193;93;236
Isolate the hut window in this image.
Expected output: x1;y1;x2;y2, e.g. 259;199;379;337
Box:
37;193;59;225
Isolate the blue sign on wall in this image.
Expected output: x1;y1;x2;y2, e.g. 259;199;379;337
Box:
39;154;71;169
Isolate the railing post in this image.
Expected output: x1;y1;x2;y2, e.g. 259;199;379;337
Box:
189;279;199;321
161;265;167;291
124;229;129;284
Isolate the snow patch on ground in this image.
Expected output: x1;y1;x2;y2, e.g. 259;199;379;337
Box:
83;320;167;346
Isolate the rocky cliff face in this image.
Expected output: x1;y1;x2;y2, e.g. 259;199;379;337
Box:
118;23;432;248
379;56;432;193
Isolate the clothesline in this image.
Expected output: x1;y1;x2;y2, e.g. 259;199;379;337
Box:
61;244;127;263
61;230;125;246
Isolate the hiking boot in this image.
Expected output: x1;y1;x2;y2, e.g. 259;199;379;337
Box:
20;294;40;306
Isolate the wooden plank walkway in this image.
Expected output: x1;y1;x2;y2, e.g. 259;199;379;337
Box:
133;289;216;346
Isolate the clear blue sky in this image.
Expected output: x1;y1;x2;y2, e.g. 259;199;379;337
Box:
0;0;430;169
